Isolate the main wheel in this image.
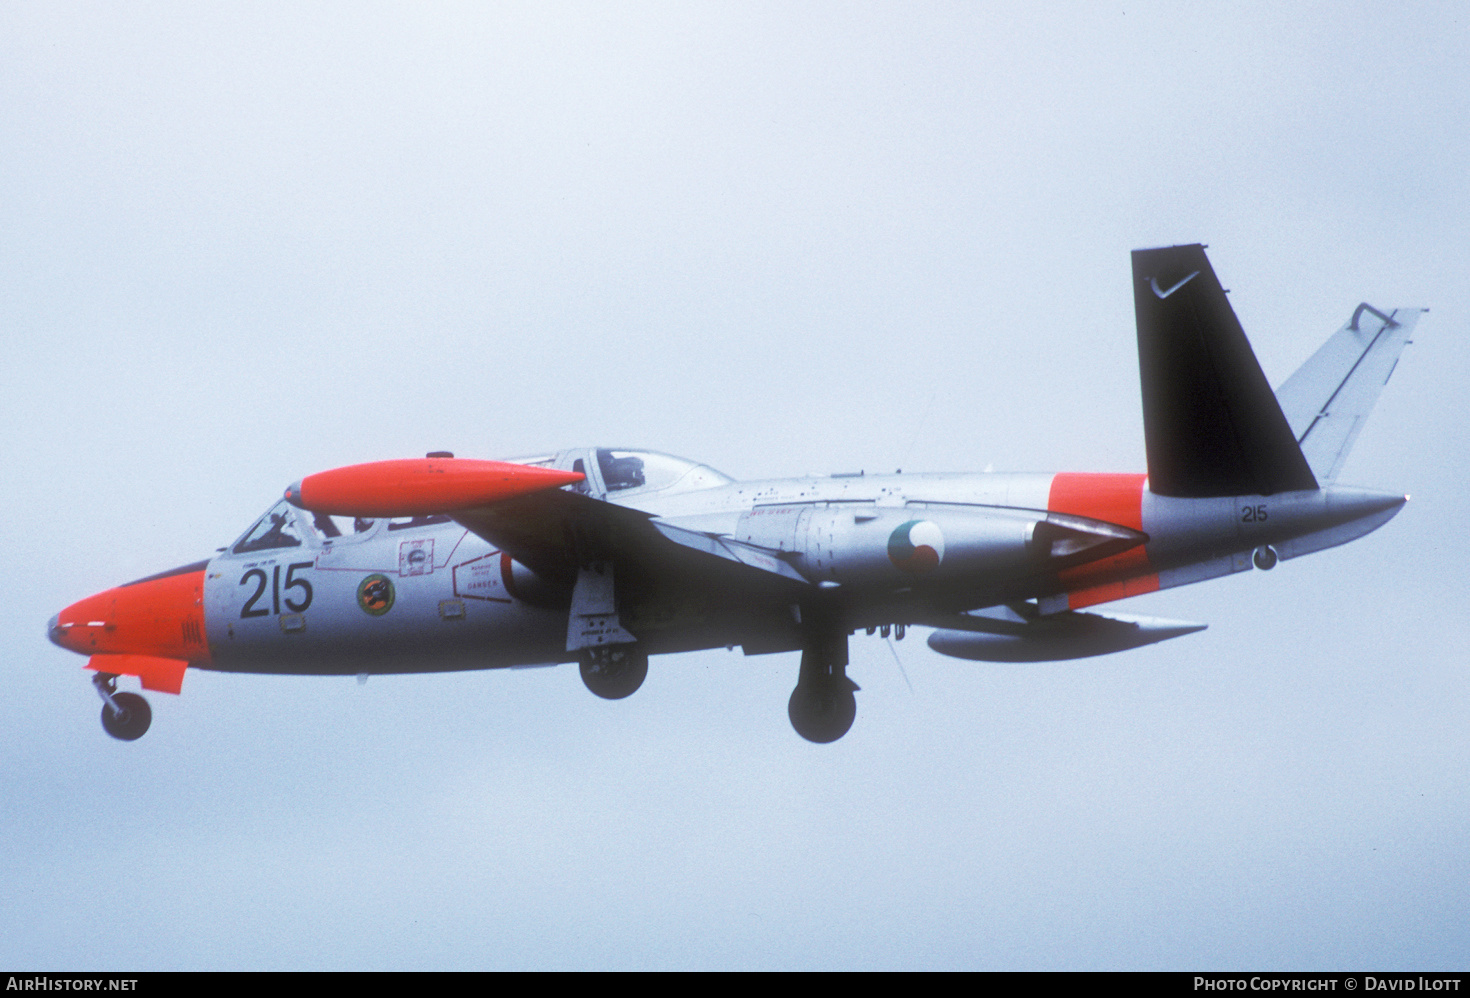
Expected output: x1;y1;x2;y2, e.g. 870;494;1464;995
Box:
100;692;152;741
579;645;648;700
788;685;857;743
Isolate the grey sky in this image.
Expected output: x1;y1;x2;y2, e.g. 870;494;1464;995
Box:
3;1;1467;969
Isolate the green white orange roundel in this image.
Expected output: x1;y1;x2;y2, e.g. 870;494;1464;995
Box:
887;520;945;572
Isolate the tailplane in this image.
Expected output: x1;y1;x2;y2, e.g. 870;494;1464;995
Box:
1132;244;1318;498
1275;304;1423;484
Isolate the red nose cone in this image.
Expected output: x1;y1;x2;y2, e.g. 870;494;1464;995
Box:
50;563;210;664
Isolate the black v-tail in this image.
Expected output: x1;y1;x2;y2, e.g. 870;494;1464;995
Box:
1131;244;1318;498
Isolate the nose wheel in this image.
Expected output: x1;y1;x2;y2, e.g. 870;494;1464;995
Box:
92;673;152;741
101;693;152;741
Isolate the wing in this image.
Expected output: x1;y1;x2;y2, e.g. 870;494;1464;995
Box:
452;488;811;596
284;454;811;597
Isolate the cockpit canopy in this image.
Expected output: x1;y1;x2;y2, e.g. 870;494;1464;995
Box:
227;501;406;555
231;503;308;554
589;448;732;497
514;448;734;499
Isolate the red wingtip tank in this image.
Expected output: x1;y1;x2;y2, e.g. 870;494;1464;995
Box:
283;456;584;517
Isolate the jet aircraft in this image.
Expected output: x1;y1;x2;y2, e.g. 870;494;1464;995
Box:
49;245;1423;743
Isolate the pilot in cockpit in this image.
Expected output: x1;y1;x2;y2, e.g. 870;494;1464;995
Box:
597;449;646;491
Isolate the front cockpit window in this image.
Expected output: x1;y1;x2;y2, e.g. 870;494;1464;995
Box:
232;501;307;554
230;503;377;554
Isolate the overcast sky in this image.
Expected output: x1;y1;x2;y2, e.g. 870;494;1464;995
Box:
3;1;1467;970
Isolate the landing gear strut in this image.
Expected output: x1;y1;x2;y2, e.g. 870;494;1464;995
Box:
93;673;151;741
579;644;648;700
788;627;858;743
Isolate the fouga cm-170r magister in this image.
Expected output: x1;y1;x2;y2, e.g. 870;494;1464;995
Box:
49;245;1423;743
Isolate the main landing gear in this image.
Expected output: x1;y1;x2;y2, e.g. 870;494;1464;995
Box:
93;673;152;741
788;627;858;744
569;562;648;700
579;644;648;700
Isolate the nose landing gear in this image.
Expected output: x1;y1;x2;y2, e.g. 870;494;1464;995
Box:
93;673;152;741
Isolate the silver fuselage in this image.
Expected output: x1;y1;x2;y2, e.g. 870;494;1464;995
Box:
198;448;1403;676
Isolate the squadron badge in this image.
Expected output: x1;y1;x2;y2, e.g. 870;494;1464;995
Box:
357;573;396;616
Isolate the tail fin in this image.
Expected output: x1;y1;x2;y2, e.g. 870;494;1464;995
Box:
1275;305;1423;484
1132;244;1318;498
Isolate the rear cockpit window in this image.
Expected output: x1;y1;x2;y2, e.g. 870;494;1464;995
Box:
594;449;733;497
388;515;453;531
304;513;378;539
597;449;647;492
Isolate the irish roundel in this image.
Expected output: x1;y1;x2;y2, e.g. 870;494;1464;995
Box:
887;520;945;572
